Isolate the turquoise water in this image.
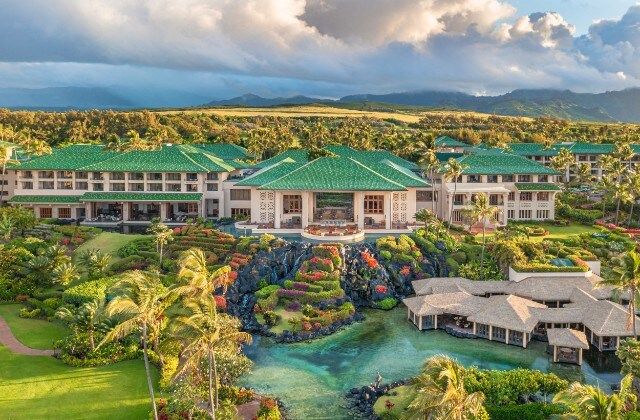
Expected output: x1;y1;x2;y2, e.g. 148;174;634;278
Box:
241;308;622;420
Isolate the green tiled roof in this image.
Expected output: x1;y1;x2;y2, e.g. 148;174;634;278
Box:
507;143;559;157
456;153;559;175
435;136;468;148
17;143;246;173
80;192;202;202
9;195;82;204
373;160;429;187
235;159;305;186
253;149;309;169
565;142;614;154
259;156;407;191
515;183;561;191
436;152;464;162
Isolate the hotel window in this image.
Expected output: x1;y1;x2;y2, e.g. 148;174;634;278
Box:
231;208;251;217
186;173;198;182
147;173;163;181
502;175;514;182
364;195;384;214
467;175;481;183
508;192;515;201
57;171;73;179
589;155;597;162
187;203;199;213
39;181;54;189
537;210;550;219
517;175;531;182
186;184;198;192
58;208;71;219
21;181;33;189
166;173;181;181
453;194;465;205
489;194;503;206
578;155;588;161
487;175;499;183
207;183;218;191
129;183;144;191
129;172;144;180
538;175;548;182
416;191;435;202
283;195;302;214
92;183;104;191
58;181;73;190
230;189;251;201
110;172;125;181
91;172;104;180
519;210;532;219
537;192;550;201
22;171;33;179
76;172;88;179
520;192;533;201
148;183;163;191
38;171;54;179
110;183;125;192
39;208;52;218
76;181;88;190
507;210;515;219
207;173;219;181
166;183;182;192
452;210;464;223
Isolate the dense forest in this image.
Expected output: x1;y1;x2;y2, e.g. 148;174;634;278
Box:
1;108;640;161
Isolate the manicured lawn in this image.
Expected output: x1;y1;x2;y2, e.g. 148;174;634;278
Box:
0;345;157;420
373;385;415;418
0;304;68;349
477;223;600;242
74;232;148;264
256;306;303;334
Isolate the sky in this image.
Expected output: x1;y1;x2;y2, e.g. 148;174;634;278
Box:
0;0;639;102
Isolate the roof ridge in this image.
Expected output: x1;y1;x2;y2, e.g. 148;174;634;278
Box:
176;147;210;172
345;157;406;189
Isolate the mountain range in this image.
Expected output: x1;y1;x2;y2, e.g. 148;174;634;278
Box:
206;88;640;123
2;86;640;123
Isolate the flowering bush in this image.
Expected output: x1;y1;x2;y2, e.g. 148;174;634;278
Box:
277;289;306;299
286;301;301;311
374;284;388;294
400;266;411;277
361;250;379;269
213;295;227;310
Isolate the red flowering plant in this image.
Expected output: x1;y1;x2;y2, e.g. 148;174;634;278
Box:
214;295;227;310
375;284;388;294
361;250;379;269
400;266;411;277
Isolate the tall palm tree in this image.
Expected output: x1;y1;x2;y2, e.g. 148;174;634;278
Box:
626;171;640;226
443;158;467;234
553;382;625;419
407;355;485;420
176;248;232;298
56;300;104;351
147;220;173;267
613;181;633;226
418;149;440;214
100;271;174;420
550;148;576;188
604;251;640;339
168;298;251;419
465;193;498;279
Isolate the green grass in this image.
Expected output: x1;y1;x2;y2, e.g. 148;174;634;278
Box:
373;385;416;418
0;304;68;349
256;306;303;334
0;345;157;420
477;223;600;242
73;232;148;264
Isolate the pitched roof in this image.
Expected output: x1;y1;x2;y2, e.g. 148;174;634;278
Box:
194;143;248;160
17;145;118;171
234;159;305;187
9;195;82;204
80;192;202;202
467;295;546;332
515;183;561;191
435;136;468;148
455;153;559;175
547;328;589;349
507;143;560;157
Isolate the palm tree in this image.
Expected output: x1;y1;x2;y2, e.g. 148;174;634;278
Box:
415;208;437;231
550;148;576;187
176;248;232;298
613;181;633;226
168;298;251;419
407;355;485;420
100;271;173;420
465;193;498;279
0;212;15;240
443;158;467;234
604;251;640;339
53;262;80;286
627;171;640;225
553;382;624;419
77;249;111;278
147;220;173;267
56;300;104;351
575;162;594;185
418;149;440;214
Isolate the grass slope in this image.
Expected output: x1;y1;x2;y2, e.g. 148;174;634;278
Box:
0;346;156;420
373;385;416;418
74;232;148;264
0;304;68;349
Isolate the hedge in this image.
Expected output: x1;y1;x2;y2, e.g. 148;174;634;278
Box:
556;202;602;225
62;277;119;305
255;285;280;299
486;403;565;420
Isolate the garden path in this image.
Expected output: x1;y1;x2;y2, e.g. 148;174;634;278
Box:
0;316;54;356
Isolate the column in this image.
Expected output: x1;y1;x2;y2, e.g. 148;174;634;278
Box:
122;202;130;221
407;308;411;320
274;192;282;229
301;192;310;228
385;192;392;229
506;329;510;344
434;315;438;329
489;325;493;341
160;203;168;221
578;349;583;365
418;315;423;331
355;192;365;229
472;322;477;335
85;202;92;219
553;346;557;363
523;333;527;349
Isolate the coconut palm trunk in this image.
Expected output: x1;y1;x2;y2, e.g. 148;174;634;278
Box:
447;180;457;234
208;350;216;420
142;323;159;420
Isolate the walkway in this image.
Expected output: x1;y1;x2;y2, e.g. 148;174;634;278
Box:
0;316;54;356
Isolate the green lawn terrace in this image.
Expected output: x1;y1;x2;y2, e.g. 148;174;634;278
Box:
253;244;357;339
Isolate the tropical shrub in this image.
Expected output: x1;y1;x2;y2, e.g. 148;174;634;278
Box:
62;277;119;305
375;297;398;310
262;311;281;327
556;202;602;225
485;403;566;420
255;285;281;299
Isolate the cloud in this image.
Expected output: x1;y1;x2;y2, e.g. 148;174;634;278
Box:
0;1;638;97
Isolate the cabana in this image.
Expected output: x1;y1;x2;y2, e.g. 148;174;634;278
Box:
547;328;589;365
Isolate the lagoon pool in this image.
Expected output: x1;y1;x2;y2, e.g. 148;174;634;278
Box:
241;308;622;419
